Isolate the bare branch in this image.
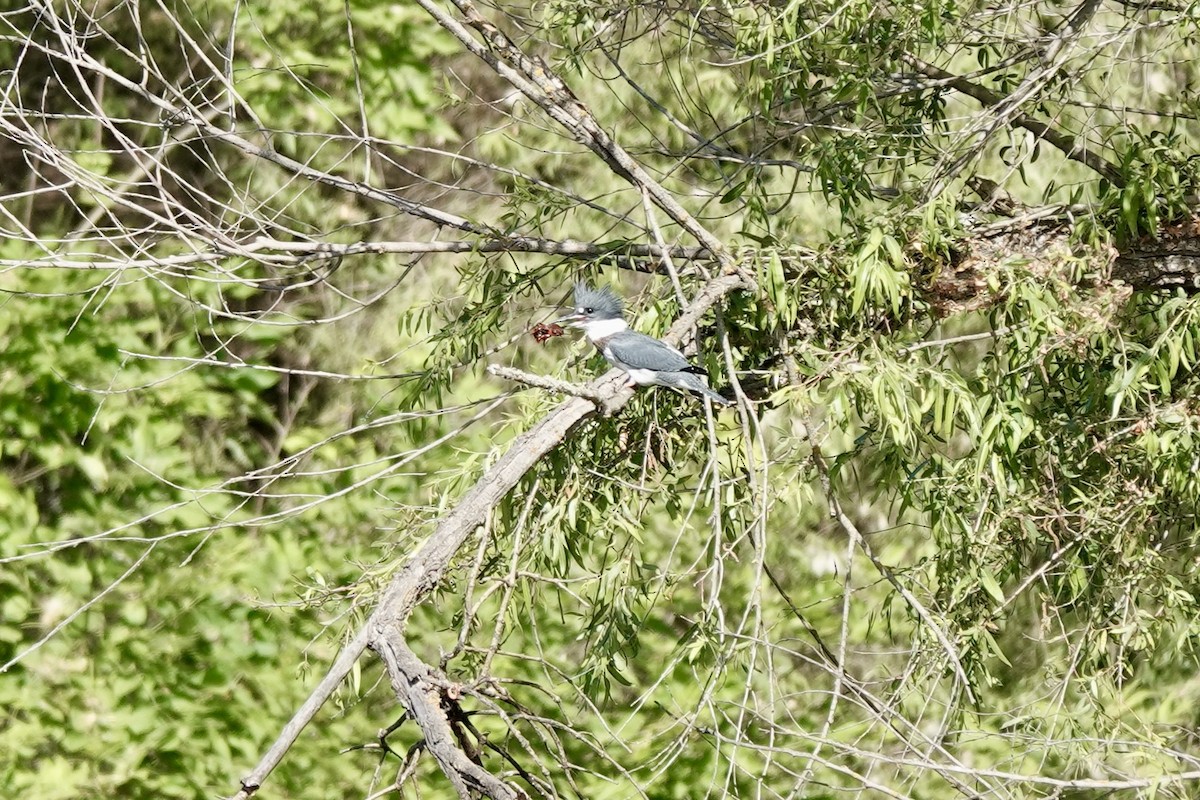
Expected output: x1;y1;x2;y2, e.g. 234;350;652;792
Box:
374;637;520;800
486;365;611;402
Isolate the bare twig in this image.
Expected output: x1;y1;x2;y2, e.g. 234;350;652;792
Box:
411;0;743;276
487;364;611;402
806;436;979;706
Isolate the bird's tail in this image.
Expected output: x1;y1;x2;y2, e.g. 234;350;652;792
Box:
670;372;734;407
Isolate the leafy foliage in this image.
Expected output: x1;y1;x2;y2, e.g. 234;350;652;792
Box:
5;0;1200;798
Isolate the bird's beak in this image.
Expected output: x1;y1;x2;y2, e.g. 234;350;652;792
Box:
554;312;584;327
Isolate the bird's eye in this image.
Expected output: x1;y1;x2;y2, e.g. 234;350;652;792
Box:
584;307;593;314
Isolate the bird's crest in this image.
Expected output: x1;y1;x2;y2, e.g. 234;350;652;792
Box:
573;282;624;319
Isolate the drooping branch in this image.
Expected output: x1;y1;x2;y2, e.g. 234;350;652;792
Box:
900;54;1124;188
230;273;746;800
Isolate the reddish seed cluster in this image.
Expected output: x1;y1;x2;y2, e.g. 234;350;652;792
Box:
531;322;565;344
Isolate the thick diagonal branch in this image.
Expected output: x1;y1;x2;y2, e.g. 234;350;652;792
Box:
374;636;516;800
231;273;744;800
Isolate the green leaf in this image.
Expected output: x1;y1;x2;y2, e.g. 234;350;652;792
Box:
979;569;1005;605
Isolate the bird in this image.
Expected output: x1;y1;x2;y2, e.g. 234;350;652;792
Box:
556;282;733;407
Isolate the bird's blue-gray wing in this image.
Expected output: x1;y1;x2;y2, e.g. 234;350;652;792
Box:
605;332;697;372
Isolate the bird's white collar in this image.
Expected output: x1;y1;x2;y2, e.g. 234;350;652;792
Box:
578;317;628;341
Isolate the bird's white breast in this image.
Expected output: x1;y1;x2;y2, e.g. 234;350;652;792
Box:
622;366;659;385
599;344;660;385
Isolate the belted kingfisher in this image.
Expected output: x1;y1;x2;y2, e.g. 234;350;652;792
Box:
557;283;733;406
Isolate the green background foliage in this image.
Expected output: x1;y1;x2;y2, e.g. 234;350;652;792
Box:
3;0;1200;798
